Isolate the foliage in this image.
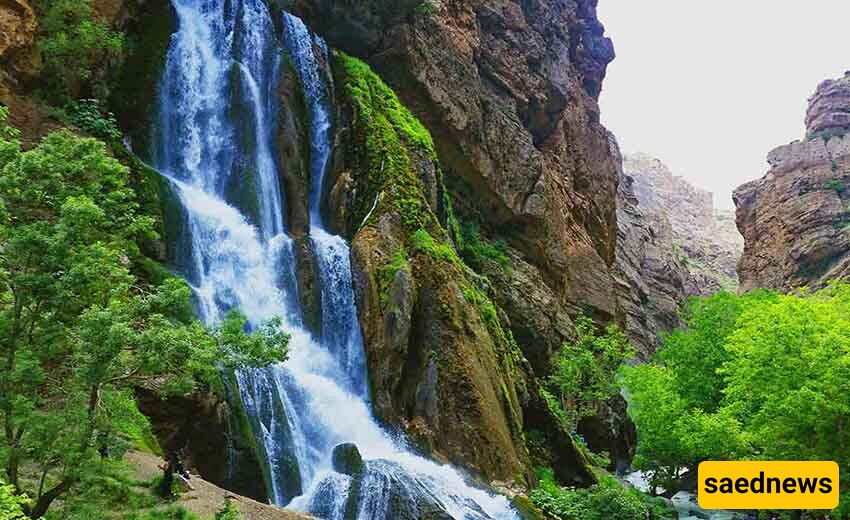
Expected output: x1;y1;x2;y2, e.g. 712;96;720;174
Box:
215;499;242;520
414;0;437;16
411;228;459;264
623;285;850;503
457;220;510;271
125;506;200;520
546;315;634;430
825;178;844;192
0;480;28;519
0;106;20;141
38;0;125;102
43;459;158;519
0;128;288;518
655;291;774;412
530;468;673;520
809;126;849;143
68;99;123;141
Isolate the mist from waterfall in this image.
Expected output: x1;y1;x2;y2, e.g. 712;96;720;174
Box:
154;1;520;518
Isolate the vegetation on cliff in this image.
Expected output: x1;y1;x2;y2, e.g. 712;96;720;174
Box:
34;0;125;103
624;284;850;515
0;110;289;518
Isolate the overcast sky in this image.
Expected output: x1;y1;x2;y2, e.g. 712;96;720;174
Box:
597;2;850;209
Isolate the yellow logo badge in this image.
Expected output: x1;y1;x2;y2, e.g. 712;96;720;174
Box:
698;461;839;510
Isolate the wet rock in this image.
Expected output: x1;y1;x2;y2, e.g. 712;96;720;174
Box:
276;55;312;237
293;236;322;336
134;385;269;503
342;460;458;520
288;0;623;354
332;443;364;476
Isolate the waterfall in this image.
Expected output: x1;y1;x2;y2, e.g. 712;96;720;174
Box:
155;1;519;518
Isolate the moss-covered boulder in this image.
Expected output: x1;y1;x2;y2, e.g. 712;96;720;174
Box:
331;443;364;476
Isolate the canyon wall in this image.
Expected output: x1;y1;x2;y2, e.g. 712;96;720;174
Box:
624;153;743;296
735;72;850;292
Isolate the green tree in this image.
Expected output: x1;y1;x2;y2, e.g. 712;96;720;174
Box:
623;285;850;506
38;0;124;102
657;291;774;411
547;315;634;429
722;284;850;464
0;123;288;518
0;480;28;519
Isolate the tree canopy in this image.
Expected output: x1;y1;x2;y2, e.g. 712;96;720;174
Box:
623;285;850;513
0;110;288;518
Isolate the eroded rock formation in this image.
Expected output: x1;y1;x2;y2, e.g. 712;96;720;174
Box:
625;153;743;296
735;72;850;292
286;0;622;486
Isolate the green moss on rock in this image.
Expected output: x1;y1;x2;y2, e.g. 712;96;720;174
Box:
334;53;437;231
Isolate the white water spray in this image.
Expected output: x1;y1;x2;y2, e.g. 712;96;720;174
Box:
155;2;520;518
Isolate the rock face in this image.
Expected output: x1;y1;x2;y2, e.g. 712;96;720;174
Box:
806;72;850;138
277;0;640;488
134;385;270;503
624;153;743;296
0;0;37;76
285;0;622;365
736;74;850;292
612;144;689;358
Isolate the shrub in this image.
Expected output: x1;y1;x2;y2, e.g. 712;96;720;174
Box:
215;499;242;520
68;99;122;140
530;469;672;520
38;0;125;102
457;220;510;271
0;482;28;519
546;315;634;429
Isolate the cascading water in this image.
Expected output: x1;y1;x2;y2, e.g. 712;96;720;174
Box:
155;1;520;518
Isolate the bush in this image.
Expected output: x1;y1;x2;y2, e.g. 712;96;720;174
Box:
0;481;28;519
38;0;125;102
457;220;510;271
215;499;242;520
530;469;672;520
546;315;634;429
68;99;122;140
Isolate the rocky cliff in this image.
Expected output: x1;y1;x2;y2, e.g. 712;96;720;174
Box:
735;72;850;292
0;0;686;498
612;145;689;358
279;0;638;479
624;153;742;296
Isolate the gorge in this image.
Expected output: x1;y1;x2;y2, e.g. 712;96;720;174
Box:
5;0;850;519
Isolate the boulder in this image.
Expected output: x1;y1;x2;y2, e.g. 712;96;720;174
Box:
332;443;364;476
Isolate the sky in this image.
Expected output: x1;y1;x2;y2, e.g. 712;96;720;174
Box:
597;2;850;209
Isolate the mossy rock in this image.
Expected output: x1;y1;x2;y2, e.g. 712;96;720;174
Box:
110;0;177;157
511;494;547;520
332;442;364;476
